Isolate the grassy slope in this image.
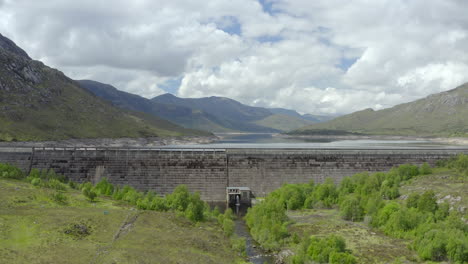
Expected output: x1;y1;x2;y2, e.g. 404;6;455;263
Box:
0;179;242;264
294;83;468;137
286;168;467;263
253;114;313;132
0;44;206;141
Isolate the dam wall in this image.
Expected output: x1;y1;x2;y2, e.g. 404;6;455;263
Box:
0;147;466;201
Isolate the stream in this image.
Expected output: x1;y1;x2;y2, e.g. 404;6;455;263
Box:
210;202;274;264
234;217;275;264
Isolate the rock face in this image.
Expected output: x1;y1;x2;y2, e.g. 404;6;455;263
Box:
0;33;31;59
293;83;468;137
0;34;208;141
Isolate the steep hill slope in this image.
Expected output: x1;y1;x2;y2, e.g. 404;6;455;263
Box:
79;80;315;132
292;83;468;136
0;34;205;141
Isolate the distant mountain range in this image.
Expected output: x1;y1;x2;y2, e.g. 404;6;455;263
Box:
291;83;468;137
0;33;208;141
78;80;333;133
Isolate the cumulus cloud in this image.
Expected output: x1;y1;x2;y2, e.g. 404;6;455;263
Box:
0;0;467;114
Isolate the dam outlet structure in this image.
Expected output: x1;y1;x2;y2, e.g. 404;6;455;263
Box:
0;147;466;202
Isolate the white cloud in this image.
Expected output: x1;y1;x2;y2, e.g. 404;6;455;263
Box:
1;0;467;114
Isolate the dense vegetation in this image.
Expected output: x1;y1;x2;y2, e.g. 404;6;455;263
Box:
245;155;468;263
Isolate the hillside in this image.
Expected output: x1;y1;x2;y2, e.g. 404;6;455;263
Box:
292;83;468;137
0;178;243;263
0;34;206;141
79;80;316;133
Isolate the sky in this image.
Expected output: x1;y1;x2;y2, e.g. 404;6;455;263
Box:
1;0;468;115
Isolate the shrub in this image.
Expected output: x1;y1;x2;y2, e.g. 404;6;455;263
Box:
420;163;432;175
49;178;67;191
340;196;364;222
94;178;114;195
82;188;97;202
329;252;357;264
0;163;24;179
185;192;205;222
406;193;420;208
31;178;42;186
245;196;289;250
166;185;190;211
397;164;420;181
51;192;68;204
417;190;438;213
150;196;168;211
230;236;246;257
306;235;351;263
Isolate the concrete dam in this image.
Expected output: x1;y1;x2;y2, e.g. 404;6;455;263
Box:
1;147;466;201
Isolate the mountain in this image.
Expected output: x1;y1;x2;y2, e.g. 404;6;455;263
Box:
79;80;315;132
152;94;285;132
269;108;336;123
292;83;468;137
0;33;207;141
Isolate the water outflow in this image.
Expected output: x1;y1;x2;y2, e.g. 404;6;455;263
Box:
208;202;274;263
232;204;274;264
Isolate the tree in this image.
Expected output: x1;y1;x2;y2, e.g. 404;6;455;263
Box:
418;190;438;213
406;193;420;208
340;196;364;221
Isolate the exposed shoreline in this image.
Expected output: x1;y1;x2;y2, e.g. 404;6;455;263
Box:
0;135;219;148
277;134;468;146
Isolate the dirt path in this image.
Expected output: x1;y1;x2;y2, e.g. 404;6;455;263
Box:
91;211;141;264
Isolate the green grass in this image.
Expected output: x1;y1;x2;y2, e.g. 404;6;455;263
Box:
0;179;244;264
288;209;417;263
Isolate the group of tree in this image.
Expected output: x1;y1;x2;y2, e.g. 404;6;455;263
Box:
1;166;211;223
245;154;468;263
292;234;356;264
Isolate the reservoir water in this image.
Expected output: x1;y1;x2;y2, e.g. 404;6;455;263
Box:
166;133;465;149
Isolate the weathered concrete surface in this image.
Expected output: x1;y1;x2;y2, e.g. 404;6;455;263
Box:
1;147;466;201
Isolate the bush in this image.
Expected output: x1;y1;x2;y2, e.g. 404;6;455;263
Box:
82;187;97;202
406;193;420;208
230;236;246;257
397;164;420;181
48;178;67;191
340;196;364;222
185;192;205;222
420;163;432;175
306;235;352;263
417;190;438;213
245;196;289;250
150;196;168;211
166;185;190;211
329;252;357;264
0;163;24;179
94;178;114;195
31;178;42;186
51;192;68;204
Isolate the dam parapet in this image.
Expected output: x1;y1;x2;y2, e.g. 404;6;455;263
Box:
0;147;466;201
